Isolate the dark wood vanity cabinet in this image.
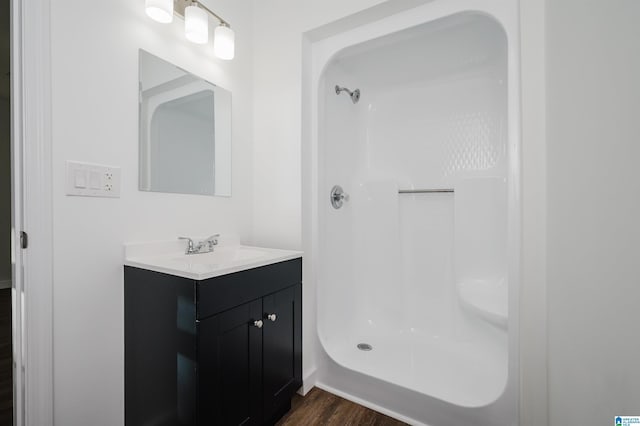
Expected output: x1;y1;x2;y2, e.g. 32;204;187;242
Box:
125;258;302;426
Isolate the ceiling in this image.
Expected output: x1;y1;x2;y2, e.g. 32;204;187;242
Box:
0;0;10;100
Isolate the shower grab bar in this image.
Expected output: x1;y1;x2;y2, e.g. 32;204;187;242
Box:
398;188;454;194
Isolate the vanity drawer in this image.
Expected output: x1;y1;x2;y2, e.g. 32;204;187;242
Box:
196;258;301;319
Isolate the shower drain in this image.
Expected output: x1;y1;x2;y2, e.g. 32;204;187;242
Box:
357;343;373;351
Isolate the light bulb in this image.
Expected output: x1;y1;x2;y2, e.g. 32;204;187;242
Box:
185;5;208;44
214;25;235;60
145;0;173;23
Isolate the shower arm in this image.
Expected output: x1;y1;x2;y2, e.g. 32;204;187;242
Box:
335;86;355;96
335;85;361;104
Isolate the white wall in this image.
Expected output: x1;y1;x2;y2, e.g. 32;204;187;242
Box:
546;1;640;425
50;0;253;424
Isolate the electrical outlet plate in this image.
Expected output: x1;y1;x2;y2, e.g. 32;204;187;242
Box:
66;161;121;198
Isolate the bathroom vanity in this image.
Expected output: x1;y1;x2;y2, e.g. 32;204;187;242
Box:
124;243;302;425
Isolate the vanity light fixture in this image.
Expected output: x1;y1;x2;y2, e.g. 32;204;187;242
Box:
145;0;235;60
213;24;234;60
185;4;208;44
145;0;174;23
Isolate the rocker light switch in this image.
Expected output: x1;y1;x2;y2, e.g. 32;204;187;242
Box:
89;171;101;190
74;170;87;188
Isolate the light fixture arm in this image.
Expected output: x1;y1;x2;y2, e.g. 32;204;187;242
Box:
189;0;230;28
172;0;230;28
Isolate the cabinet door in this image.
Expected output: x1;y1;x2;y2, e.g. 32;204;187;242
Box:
262;284;302;423
197;299;263;425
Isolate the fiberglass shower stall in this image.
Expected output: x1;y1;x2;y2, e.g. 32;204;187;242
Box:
308;3;520;426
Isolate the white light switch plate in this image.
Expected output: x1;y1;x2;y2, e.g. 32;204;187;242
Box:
66;161;121;198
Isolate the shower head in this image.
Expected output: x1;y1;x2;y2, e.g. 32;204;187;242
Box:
335;85;360;104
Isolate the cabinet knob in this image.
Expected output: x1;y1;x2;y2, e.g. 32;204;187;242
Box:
253;320;263;329
267;313;277;322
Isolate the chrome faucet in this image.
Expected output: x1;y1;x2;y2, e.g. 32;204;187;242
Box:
179;234;220;255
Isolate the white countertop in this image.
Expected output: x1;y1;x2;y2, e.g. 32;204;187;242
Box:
124;240;302;281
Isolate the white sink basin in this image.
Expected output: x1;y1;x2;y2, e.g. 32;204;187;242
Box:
124;241;302;280
171;246;267;266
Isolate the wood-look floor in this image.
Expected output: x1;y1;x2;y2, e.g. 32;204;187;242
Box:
0;289;12;426
276;388;406;426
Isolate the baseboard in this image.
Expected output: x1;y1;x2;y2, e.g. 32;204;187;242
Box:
298;368;317;396
314;381;424;426
0;280;11;290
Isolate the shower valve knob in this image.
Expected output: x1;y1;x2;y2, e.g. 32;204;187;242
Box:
267;313;277;322
253;320;263;329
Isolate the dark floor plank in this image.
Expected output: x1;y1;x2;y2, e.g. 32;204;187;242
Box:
276;387;406;426
0;289;12;425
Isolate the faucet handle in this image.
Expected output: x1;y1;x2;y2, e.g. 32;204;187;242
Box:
204;234;220;248
178;237;195;253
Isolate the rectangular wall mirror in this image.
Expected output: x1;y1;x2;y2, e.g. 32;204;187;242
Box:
139;50;232;196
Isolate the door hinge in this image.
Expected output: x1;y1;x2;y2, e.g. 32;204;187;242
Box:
20;231;28;249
